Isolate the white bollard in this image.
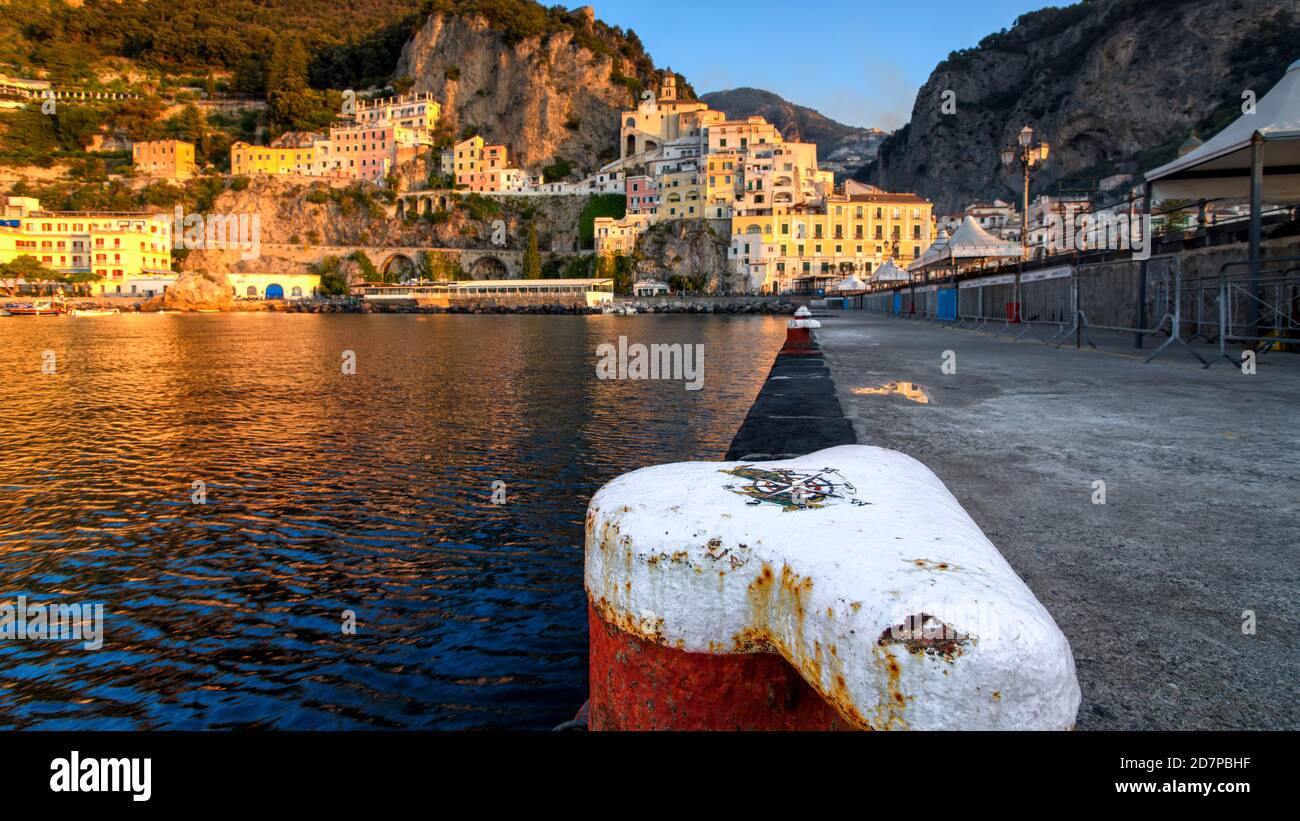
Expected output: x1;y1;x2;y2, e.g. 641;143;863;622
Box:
585;444;1081;730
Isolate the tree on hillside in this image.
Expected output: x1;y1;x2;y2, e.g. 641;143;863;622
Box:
522;221;541;279
612;253;635;295
266;35;315;134
313;256;349;296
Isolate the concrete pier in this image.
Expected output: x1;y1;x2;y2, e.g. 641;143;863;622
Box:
582;313;1081;730
815;312;1300;730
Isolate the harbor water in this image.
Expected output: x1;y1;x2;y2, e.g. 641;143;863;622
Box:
0;313;786;729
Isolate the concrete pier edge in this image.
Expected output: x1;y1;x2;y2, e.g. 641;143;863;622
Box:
725;327;858;461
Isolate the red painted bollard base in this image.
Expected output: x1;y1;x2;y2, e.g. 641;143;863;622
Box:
587;603;851;730
779;327;818;356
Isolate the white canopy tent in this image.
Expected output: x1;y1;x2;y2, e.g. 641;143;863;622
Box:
870;258;910;284
1142;58;1300;336
909;216;1021;273
1145;58;1300;202
833;274;866;292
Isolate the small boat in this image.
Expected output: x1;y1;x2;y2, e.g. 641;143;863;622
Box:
69;307;121;317
7;300;63;316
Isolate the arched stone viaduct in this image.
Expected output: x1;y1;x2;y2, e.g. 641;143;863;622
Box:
258;243;595;280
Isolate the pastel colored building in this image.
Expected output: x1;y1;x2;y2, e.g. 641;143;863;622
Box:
729;191;935;294
228;272;321;300
453;136;485;188
356;92;440;140
453;136;524;192
619;73;719;160
656;167;702;221
593;213;652;256
230;140;318;176
735;142;822;216
0;196;172;295
329;123;401;183
626;175;658;214
133;139;197;179
704;152;740;219
703;116;781;155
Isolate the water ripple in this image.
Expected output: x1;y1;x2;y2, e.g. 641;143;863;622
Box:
0;314;784;729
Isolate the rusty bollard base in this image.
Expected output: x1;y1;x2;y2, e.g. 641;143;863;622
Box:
584;445;1081;731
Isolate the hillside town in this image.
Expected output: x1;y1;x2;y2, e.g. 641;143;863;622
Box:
0;69;942;300
0;58;1290;305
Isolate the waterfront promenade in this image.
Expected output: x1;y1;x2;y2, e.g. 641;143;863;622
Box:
816;313;1300;730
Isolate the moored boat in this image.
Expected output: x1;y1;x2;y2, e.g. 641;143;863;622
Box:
7;300;64;316
69;307;121;317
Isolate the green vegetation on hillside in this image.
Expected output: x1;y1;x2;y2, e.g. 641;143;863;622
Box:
577;193;625;249
1;0;675;95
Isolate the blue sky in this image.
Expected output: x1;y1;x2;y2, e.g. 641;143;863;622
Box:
589;0;1063;129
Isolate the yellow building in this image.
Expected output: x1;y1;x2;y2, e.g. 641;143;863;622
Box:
735;141;823;215
229;272;321;300
356;92;440;137
730;192;934;294
0;196;172;294
230;140;318;176
703;153;740;219
704;117;781;155
656;168;702;221
453;136;522;191
133;139;197;179
594;213;652;256
453;136;484;188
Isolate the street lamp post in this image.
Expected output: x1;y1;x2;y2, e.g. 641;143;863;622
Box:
1001;126;1050;260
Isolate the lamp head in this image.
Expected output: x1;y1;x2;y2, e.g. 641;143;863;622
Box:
1018;125;1033;148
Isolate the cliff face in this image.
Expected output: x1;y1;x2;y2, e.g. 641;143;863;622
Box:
701;87;887;175
636;220;739;293
179;176;591;274
395;12;652;174
871;0;1298;212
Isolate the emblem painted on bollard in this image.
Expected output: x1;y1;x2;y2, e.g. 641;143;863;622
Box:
720;466;864;511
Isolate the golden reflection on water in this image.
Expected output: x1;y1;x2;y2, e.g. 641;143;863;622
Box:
0;313;788;730
851;381;931;404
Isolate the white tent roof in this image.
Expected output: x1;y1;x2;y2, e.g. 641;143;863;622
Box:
870;258;910;283
833;275;866;291
910;216;1021;271
1146;59;1300;201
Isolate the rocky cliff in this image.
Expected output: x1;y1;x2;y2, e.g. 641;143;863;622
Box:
870;0;1299;213
635;220;739;293
395;9;665;175
178;175;593;275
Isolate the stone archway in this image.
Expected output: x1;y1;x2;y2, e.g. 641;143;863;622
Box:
469;255;509;280
382;253;418;282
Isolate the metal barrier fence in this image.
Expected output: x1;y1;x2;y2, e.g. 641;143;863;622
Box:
855;253;1300;366
1201;256;1300;366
